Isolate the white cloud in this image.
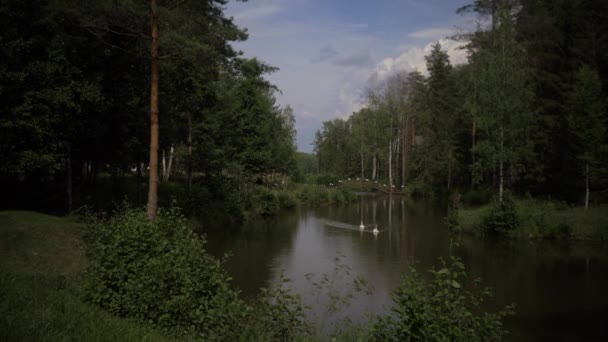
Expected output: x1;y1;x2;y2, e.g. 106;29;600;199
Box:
225;1;475;152
374;38;468;78
408;28;454;40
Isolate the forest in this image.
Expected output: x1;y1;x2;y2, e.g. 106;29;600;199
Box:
313;0;608;210
1;0;298;222
2;0;608;341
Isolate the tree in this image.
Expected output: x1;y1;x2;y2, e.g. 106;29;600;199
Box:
148;0;160;221
467;9;535;202
417;42;459;191
566;65;606;209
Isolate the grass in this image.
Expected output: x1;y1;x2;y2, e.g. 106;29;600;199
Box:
458;199;608;240
0;211;173;341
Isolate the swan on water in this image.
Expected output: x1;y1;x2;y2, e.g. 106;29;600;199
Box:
360;222;365;230
373;225;379;234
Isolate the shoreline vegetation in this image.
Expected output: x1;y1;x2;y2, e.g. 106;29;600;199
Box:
2;0;607;340
455;197;608;241
0;211;172;341
1;210;513;341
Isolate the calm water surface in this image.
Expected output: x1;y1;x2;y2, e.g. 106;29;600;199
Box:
206;195;608;341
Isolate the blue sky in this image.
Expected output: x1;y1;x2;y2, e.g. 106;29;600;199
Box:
225;0;477;152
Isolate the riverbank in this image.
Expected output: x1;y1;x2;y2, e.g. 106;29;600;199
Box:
458;199;608;240
0;211;172;341
244;184;358;218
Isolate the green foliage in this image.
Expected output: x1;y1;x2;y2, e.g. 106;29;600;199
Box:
566;64;607;202
243;274;312;341
0;273;173;342
460;197;608;240
259;191;280;216
0;211;173;341
292;185;356;207
372;256;514;342
447;207;461;232
277;191;298;210
81;207;248;340
304;252;375;338
481;193;518;237
462;187;494;206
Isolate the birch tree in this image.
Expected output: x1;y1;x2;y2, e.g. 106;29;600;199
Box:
566;65;606;209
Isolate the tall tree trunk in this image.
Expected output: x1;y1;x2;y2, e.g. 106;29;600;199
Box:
161;149;167;182
402;117;408;186
411;119;416;146
66;146;72;214
447;153;452;191
147;0;159;221
166;145;174;182
471;117;476;188
136;152;142;205
585;162;589;210
360;151;364;179
186;113;193;191
372;152;377;180
388;139;392;192
499;125;504;203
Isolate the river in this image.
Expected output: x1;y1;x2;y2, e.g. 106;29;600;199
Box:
205;194;608;341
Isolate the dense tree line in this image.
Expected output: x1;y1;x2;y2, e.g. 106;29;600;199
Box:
314;0;608;205
0;0;297;216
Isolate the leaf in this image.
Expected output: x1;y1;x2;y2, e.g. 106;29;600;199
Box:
451;280;461;289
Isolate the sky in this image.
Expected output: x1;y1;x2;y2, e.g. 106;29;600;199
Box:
225;0;478;153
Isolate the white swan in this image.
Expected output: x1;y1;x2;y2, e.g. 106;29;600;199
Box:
372;225;379;234
359;221;365;230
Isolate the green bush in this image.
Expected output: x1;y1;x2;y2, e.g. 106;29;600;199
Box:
81;207;249;341
482;193;518;237
372;257;514;341
259;191;280;216
296;186;311;203
277;191;297;210
312;187;330;205
340;188;357;203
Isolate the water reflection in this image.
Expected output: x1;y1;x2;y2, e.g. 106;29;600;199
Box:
205;195;608;341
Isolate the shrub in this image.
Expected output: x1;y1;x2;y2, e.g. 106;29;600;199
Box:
372;257;514;341
332;189;346;203
482;193;518;237
296;186;311;203
81;207;249;341
259;191;280;216
340;188;358;203
277;192;297;210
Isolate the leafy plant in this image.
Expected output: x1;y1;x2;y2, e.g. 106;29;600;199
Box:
481;193;518;237
242;273;312;341
372;256;514;341
305;252;374;338
81;206;248;340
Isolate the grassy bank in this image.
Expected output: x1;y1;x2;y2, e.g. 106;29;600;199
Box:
0;211;172;341
458;199;608;240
